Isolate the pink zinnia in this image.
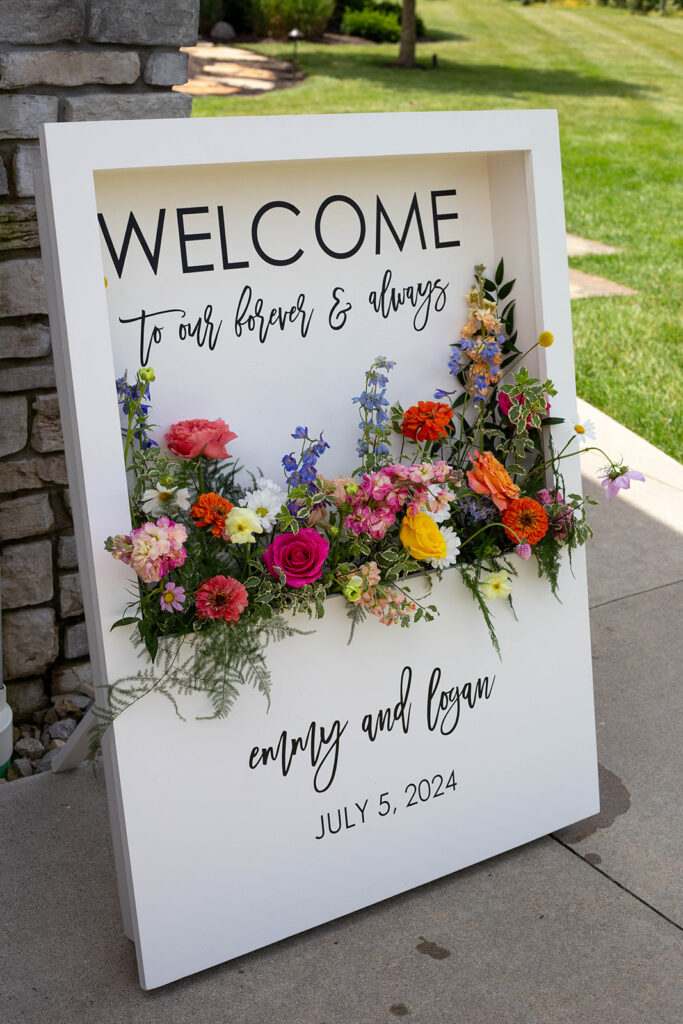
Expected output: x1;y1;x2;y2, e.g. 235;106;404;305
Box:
195;575;248;623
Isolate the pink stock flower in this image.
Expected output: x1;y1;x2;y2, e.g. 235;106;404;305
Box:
107;516;187;584
263;528;330;588
535;489;574;542
599;467;646;501
164;418;237;459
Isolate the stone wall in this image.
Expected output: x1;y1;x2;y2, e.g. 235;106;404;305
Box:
0;0;199;721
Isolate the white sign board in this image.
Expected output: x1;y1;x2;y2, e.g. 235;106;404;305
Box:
36;111;598;989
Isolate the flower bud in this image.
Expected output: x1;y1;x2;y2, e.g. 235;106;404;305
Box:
344;482;359;495
342;575;363;603
139;367;156;382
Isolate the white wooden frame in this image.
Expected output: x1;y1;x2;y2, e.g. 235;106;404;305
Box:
35;111;597;989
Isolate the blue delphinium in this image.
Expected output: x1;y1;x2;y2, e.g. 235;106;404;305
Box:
353;356;395;469
116;371;158;450
282;427;329;493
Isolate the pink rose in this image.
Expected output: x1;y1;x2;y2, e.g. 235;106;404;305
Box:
262;528;330;588
164;418;237;459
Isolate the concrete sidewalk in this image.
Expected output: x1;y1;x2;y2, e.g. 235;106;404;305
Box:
1;401;681;1023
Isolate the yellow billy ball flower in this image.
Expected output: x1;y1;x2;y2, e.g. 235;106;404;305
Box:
399;512;447;562
538;331;554;348
481;569;512;601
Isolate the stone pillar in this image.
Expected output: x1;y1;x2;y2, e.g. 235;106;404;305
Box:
0;0;199;723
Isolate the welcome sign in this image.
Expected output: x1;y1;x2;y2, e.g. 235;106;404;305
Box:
36;111;598;989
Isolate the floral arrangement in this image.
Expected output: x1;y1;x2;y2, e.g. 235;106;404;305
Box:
101;262;644;728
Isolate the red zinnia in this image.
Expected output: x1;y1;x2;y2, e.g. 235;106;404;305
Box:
502;498;549;546
401;401;453;443
195;575;248;623
190;492;234;537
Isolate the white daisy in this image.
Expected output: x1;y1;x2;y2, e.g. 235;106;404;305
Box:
572;419;596;446
244;481;287;532
141;483;191;517
429;526;461;569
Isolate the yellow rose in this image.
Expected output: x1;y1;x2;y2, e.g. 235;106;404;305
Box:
399;513;447;561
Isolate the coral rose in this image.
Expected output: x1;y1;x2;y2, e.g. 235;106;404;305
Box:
262;528;330;588
466;450;520;512
399;512;447;562
165;418;237;459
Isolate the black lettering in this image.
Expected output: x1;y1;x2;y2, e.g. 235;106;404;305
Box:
177;207;214;274
98;209;166;279
252;200;303;267
431;189;460;249
315;194;366;259
375;192;427;254
217;204;249;270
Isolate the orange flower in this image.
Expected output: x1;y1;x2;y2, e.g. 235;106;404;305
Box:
401;401;453;443
467;450;520;512
502;498;548;546
190;492;234;537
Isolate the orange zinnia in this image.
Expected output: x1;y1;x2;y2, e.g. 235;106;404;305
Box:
502;498;548;546
401;401;453;442
190;492;234;537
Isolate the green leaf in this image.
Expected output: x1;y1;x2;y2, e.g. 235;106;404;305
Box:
484;278;496;293
144;630;158;662
498;279;516;300
111;616;141;630
495;258;504;286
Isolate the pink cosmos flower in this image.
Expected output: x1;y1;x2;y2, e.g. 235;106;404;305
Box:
160;581;186;612
195;575;248;622
164;418;237;459
262;528;329;588
599;467;646;501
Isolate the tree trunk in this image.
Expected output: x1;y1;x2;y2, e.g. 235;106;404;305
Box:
398;0;417;69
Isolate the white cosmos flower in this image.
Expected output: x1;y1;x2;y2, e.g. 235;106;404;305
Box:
429;526;461;569
244;481;287;532
141;483;191;517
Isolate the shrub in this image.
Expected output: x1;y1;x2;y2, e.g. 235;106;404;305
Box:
253;0;335;39
374;1;426;37
338;2;426;42
341;6;401;40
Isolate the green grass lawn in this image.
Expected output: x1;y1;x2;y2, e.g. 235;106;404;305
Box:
192;0;683;461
